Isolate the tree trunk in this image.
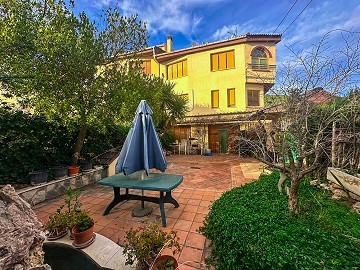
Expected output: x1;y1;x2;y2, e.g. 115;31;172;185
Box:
288;175;301;214
70;124;87;166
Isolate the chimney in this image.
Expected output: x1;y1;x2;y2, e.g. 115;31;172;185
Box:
166;35;173;52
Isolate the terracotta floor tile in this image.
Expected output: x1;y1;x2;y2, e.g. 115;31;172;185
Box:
93;224;105;233
197;206;209;214
179;211;195;222
95;215;115;227
164;217;177;228
178;264;198;270
190;222;203;233
193;213;206;223
187;199;201;206
98;227;118;239
181;193;193;199
190;194;203;200
201;195;214;202
111;229;127;246
183;205;198;213
174;219;192;231
166;208;183;218
185;232;205;249
199;200;212;207
174;230;188;246
179;246;203;265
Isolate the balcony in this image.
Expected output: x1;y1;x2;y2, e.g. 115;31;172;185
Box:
246;64;276;85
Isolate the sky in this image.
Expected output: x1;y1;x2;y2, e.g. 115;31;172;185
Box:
71;0;360;83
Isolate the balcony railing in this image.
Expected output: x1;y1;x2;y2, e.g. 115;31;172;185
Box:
246;64;276;84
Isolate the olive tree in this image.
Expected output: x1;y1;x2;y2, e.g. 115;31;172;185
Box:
238;31;360;213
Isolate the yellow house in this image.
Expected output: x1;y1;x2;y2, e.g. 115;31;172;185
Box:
137;33;281;154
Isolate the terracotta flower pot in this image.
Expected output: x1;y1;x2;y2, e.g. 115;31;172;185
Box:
68;166;80;176
72;223;94;248
150;255;178;270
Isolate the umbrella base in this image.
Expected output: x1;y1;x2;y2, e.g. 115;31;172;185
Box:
132;205;153;217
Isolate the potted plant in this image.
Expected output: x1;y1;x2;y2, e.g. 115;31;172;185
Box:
150;255;179;270
80;160;93;171
68;165;80;176
45;212;69;240
29;170;48;185
71;210;95;248
123;223;181;270
51;165;69;179
58;187;83;238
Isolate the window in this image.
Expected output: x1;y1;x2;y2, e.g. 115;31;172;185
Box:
167;59;188;80
251;48;267;69
211;50;235;71
211;90;219;108
141;60;151;74
247;90;260;106
227;88;235;107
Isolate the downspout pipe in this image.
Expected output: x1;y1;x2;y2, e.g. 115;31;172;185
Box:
152;47;161;77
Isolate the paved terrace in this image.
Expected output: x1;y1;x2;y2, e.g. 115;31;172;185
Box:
34;154;265;269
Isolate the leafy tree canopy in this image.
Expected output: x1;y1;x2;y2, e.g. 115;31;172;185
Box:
1;0;186;164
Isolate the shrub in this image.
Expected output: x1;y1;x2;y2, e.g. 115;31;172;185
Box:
0;109;74;184
200;171;360;269
123;223;181;269
159;130;175;150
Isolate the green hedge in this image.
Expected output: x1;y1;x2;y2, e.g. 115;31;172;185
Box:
0;108;128;184
200;171;360;269
0;109;74;184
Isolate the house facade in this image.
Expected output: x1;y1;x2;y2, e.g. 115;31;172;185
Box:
137;33;281;154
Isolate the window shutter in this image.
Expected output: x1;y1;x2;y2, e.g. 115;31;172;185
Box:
227;51;235;68
168;65;172;80
211;54;219;71
183;60;188;76
212;90;219;108
219;52;226;70
228;88;235;106
178;62;183;77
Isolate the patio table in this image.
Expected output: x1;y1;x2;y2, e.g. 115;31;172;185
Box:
98;172;183;227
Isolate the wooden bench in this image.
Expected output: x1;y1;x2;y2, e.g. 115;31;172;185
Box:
98;172;183;227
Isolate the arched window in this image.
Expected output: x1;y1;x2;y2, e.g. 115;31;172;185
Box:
252;48;268;69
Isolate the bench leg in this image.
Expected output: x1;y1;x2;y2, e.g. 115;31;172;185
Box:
103;187;124;215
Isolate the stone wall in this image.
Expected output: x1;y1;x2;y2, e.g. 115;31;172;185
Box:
17;168;104;206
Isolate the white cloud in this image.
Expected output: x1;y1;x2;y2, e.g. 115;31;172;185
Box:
86;0;229;37
212;21;275;41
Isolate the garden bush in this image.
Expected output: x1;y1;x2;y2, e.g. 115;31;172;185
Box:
80;123;129;160
0;108;129;184
200;171;360;269
0;109;74;184
159;130;175;150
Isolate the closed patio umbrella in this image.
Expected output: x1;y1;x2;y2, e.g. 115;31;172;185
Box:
115;100;167;216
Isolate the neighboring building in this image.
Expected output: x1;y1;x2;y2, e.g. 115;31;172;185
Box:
136;33;281;153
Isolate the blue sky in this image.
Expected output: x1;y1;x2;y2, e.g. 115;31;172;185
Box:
73;0;360;65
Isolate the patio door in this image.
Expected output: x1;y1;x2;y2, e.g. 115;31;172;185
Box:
218;129;229;153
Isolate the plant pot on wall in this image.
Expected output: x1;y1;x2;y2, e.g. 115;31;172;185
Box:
29;170;48;185
68;166;80;176
51;166;69;179
80;161;93;171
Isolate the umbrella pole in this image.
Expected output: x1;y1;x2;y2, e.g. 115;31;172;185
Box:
132;171;153;217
